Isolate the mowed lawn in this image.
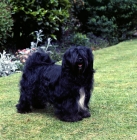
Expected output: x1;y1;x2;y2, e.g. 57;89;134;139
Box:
0;39;137;140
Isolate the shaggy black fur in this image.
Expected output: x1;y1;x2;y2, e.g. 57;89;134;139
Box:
16;46;95;122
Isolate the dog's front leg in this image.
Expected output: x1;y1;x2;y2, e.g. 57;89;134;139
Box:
78;87;91;118
55;98;83;122
16;93;32;113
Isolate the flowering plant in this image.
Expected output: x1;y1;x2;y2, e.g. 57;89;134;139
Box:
15;30;52;64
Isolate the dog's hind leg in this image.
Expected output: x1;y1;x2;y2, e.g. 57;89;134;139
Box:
16;92;32;113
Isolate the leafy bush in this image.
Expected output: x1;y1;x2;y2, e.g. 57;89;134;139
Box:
56;11;82;50
65;32;109;49
70;32;91;47
73;0;137;44
0;51;21;77
9;0;71;48
0;1;13;46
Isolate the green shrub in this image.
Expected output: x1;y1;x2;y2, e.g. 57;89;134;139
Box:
70;32;91;47
0;1;13;46
9;0;71;48
73;0;137;44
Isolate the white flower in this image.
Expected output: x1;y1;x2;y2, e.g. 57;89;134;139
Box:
47;38;52;46
39;29;43;33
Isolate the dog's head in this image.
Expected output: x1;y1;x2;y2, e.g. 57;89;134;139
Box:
62;46;94;75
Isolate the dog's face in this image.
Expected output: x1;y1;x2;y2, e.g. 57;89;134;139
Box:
62;46;94;75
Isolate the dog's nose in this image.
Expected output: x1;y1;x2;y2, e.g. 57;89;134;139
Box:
78;57;83;63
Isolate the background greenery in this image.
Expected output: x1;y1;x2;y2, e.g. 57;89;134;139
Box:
1;0;137;51
0;1;13;47
0;39;137;139
73;0;137;44
9;0;71;49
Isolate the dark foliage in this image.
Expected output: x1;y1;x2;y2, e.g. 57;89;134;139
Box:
10;0;70;49
0;1;13;48
72;0;137;44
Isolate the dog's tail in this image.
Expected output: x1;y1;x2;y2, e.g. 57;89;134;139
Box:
25;49;55;68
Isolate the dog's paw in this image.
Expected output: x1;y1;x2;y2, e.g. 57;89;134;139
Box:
79;110;91;118
59;114;83;122
16;104;32;114
17;109;32;114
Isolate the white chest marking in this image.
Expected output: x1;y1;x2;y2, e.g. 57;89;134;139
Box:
78;87;87;111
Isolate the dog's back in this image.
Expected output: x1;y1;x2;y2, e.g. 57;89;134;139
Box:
21;48;61;89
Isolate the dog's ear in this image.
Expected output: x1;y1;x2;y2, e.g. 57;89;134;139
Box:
62;47;76;69
62;49;70;69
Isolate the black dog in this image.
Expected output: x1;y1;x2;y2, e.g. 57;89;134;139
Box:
16;46;94;122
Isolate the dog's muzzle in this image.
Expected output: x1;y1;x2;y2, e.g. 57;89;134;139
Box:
77;57;83;70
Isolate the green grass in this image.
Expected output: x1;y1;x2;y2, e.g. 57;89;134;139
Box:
0;39;137;140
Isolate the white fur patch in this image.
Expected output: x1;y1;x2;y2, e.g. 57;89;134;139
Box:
78;87;87;111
